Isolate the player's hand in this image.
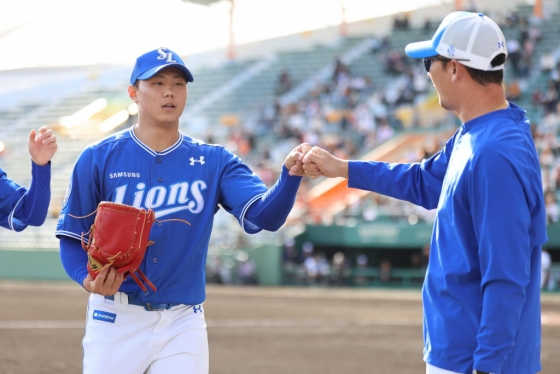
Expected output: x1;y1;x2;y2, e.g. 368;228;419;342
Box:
284;143;312;177
83;265;124;296
28;126;58;166
302;146;349;179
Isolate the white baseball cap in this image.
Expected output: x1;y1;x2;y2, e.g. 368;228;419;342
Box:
405;12;507;71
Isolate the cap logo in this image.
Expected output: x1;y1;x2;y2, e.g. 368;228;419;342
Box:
157;47;177;63
498;41;505;48
447;45;456;56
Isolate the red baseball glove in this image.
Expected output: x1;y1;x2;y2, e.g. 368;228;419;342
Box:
71;202;189;292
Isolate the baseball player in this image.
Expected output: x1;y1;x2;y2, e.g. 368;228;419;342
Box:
1;126;57;231
302;12;546;374
56;47;309;374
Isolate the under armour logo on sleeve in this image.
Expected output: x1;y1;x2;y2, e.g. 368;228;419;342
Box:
189;156;205;165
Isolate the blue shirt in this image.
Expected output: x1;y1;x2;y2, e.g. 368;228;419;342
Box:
56;127;300;305
348;103;547;374
0;162;51;231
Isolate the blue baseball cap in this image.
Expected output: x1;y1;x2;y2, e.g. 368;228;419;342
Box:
405;12;507;71
130;47;194;85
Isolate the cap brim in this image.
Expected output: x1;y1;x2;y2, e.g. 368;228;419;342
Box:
405;40;438;58
137;64;194;83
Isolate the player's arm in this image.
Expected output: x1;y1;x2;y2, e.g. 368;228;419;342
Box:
245;162;302;232
244;143;310;231
60;236;123;295
10;126;58;226
59;235;89;286
11;161;52;226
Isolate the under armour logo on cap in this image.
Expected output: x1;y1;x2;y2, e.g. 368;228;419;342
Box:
130;47;194;85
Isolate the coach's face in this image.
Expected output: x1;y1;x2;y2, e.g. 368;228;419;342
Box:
426;59;456;112
129;67;188;127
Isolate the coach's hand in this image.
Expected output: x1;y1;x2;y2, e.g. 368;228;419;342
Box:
83;265;124;296
285;143;312;177
302;146;349;179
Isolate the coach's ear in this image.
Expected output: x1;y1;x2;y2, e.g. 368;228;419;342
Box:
128;85;138;103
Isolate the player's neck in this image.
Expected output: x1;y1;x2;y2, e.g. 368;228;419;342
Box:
133;123;180;152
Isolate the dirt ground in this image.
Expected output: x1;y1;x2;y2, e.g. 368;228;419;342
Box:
0;282;559;374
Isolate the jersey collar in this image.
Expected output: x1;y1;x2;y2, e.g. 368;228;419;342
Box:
128;127;184;156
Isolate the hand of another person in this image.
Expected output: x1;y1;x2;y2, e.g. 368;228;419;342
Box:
302;146;349;179
83;265;124;296
28;126;58;166
285;143;312;176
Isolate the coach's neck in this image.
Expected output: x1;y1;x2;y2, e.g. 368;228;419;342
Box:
133;123;180;153
455;80;507;124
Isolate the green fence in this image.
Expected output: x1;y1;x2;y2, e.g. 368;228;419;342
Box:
300;222;560;249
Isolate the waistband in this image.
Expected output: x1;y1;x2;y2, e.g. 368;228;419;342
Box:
105;294;183;312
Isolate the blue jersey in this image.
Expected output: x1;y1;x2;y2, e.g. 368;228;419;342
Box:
348;103;547;374
56;127;269;305
1;162;51;231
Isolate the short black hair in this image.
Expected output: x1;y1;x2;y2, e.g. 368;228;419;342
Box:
442;53;506;86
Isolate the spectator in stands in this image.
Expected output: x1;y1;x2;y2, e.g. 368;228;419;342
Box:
330;251;350;287
237;252;257;285
542;80;559;114
423;18;432;33
302;12;546;374
276;68;293;96
506;38;521;77
282;238;302;283
506;80;521;101
0;126;57;231
541;248;552;290
540;52;556;73
353;253;371;286
545;190;559;224
531;88;543;109
379;258;392;283
206;256;223;284
332;56;349;85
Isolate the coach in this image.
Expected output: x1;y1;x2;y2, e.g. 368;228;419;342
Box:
302;12;547;374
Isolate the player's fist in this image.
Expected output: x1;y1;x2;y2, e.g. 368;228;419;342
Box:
83;265;124;296
28;126;58;166
285;143;312;177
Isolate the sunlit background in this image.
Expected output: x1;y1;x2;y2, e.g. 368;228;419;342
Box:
0;0;558;292
0;0;453;70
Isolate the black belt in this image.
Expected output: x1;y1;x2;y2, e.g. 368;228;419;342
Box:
105;295;182;311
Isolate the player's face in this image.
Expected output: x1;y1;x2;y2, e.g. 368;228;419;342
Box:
131;67;188;127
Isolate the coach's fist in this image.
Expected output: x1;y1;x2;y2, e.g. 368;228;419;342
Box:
83;265;124;296
302;146;349;179
284;143;312;177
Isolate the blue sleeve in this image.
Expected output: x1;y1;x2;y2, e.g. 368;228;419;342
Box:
217;148;268;234
56;147;100;240
0;168;27;231
12;161;52;226
59;235;89;287
245;165;302;231
347;132;457;210
471;145;532;372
